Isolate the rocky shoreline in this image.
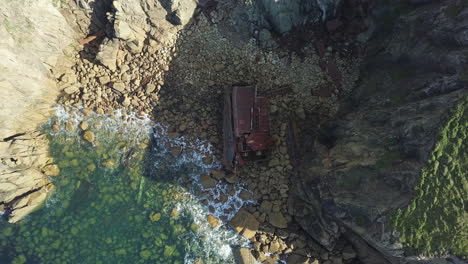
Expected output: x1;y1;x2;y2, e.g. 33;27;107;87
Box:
1;0;467;263
50;0;364;263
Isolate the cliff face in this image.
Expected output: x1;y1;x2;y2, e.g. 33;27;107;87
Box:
0;0;76;222
291;0;467;262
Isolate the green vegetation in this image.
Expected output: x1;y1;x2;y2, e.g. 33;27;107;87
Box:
391;97;468;257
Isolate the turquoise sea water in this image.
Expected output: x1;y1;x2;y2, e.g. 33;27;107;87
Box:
0;108;249;264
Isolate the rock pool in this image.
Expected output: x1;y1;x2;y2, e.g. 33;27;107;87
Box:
0;108;249;264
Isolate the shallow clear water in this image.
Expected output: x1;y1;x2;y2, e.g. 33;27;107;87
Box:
0;108;250;264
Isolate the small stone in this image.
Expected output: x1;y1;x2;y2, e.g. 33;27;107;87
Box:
146;83;156;93
206;214;221;228
42;164;60;176
96;108;105;115
83;130;95;143
260;200;273;213
79;121;88;130
171;208;179;218
122;96;131;107
98;75;111;84
112;82;125;92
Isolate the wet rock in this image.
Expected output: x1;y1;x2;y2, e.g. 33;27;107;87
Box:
206;214;221;228
42;164;60;176
83;130;95;143
232;247;256;264
268;212;288;228
229;209;259;239
200;174;217;189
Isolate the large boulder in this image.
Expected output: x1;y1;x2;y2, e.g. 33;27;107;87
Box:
229;209;259;239
109;0;196;53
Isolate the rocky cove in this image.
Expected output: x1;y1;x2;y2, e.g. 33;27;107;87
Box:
0;0;466;264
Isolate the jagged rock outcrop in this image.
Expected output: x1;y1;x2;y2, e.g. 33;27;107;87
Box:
253;0;342;34
290;0;467;263
0;0;76;222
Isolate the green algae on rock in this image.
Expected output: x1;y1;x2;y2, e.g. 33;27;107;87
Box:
391;97;468;257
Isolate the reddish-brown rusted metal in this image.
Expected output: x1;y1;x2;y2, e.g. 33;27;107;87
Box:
223;86;273;172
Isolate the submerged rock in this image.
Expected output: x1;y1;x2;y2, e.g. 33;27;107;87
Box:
150;212;161;222
206;214;220;228
83;130;95;143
